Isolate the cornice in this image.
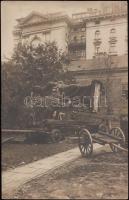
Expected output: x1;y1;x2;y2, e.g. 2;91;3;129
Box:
69;67;128;75
15;11;127;30
21;25;67;37
84;12;127;22
18;15;72;28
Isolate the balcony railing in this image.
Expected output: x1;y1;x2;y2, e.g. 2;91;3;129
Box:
93;38;102;45
69;54;86;60
68;39;86;48
109;37;117;43
109;51;118;56
68;51;86;60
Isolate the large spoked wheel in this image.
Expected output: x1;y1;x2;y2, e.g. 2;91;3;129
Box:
109;127;125;152
78;129;93;158
51;129;63;143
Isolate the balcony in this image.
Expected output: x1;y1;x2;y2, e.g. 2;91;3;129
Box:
93;38;102;46
69;54;86;61
68;51;86;60
68;39;86;49
109;37;117;43
109;51;118;56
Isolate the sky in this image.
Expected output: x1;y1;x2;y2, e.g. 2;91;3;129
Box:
1;1;113;59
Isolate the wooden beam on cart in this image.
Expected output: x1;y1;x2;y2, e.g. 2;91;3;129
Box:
2;129;45;134
110;143;128;152
2;137;14;144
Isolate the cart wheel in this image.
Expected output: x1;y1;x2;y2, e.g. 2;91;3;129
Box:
78;129;93;158
51;129;63;143
109;127;125;152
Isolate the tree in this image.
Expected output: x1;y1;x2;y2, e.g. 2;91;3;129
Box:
12;41;73;90
2;41;75;128
2;60;24;128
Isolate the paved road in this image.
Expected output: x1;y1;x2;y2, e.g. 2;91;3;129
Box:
2;144;102;198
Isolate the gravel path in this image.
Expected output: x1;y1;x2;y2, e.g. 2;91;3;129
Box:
2;144;102;199
2;139;77;171
14;146;128;199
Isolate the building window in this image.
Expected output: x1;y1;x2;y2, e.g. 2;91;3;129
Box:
73;36;77;41
95;20;100;24
110;28;116;38
95;30;100;39
122;83;128;100
81;50;86;57
95;46;100;54
73;27;78;32
23;35;29;39
44;32;50;41
81;27;85;32
31;35;41;47
94;30;101;56
109;43;117;54
109;28;117;50
109;28;117;43
70;49;86;59
125;35;128;54
80;35;85;42
42;31;50;42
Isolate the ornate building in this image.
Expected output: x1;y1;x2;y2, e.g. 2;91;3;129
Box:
13;2;128;60
85;12;127;59
13;2;128;115
13;12;70;53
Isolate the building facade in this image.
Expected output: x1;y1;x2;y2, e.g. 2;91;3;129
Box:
13;2;128;115
13;2;128;60
13;12;70;53
86;13;127;59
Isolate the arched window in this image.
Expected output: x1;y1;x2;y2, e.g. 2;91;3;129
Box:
94;30;101;56
109;43;116;54
110;28;116;37
44;32;50;41
95;30;100;39
31;36;41;47
109;28;117;54
95;46;100;54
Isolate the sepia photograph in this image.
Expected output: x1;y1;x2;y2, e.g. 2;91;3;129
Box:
1;1;128;199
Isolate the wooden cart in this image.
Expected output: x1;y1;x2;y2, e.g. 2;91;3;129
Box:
2;114;128;157
78;114;128;157
38;113;127;156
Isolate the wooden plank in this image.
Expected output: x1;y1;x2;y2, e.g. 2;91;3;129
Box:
111;143;128;152
45;119;100;127
2;129;45;134
92;133;119;144
98;130;123;141
2;129;36;132
2;137;14;144
92;138;105;145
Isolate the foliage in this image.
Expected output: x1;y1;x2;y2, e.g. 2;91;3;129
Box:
2;42;75;128
12;41;73;89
